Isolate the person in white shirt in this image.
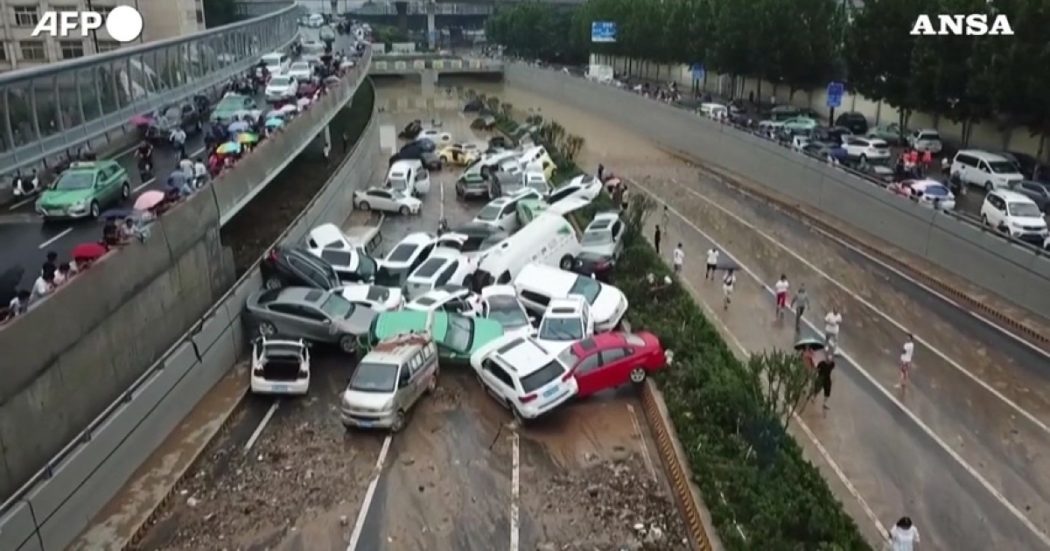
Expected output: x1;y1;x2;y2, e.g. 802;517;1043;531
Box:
824;307;842;352
193;158;209;188
705;248;720;280
672;243;685;274
774;275;790;319
722;268;736;310
30;272;55;304
889;516;920;551
897;333;915;389
169;127;187;157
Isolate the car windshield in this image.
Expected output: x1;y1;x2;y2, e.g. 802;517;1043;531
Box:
568;277;602;304
486;296;529;328
477;204;503;221
386;243;419;263
441;314;474;352
922;185;949;197
54;171;95;190
292;63;309;71
988;161;1018;174
538;317;583;341
347;362;397;393
366;286;389;302
319;293;355;319
581;230;612;245
271;77;292;87
374;265;405;287
1008;202;1042;217
520;359;566;393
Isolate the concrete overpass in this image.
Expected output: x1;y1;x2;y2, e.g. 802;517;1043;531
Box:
370;54;503;76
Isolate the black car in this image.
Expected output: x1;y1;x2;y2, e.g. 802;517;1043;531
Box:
570;252;615;283
1000;151;1050;182
145;101;204;142
1009;180;1050;213
834;112;869;135
261;246;341;291
446;222;509;252
811;126;853;144
398;120;422;140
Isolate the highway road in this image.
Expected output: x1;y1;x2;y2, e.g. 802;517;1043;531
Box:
492;83;1050;549
98;86;687;551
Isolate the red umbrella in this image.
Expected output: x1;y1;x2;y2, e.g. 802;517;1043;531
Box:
130;114;153;127
72;242;107;262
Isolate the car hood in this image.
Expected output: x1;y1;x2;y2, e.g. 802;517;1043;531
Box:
591;285;627;325
39;189;93;206
336;307;379;335
1010;215;1048;228
341;389;393;410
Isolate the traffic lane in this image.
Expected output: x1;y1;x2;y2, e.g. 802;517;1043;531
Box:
638;211;1050;549
633;175;1050;533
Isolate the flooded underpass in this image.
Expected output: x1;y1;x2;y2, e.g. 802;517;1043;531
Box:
122;78;688;551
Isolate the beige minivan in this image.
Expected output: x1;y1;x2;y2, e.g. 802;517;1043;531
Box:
340;332;439;432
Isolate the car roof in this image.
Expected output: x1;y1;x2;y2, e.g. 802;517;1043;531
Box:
411;255;453;279
366;333;433;363
276;286;326;304
544;297;585;316
495;337;554;375
958;149;1009;161
308;223;347;248
481;284;516;298
992;189;1036;202
577;332;628;352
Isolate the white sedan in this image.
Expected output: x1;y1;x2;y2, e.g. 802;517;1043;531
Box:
265;76;298;102
353;187;421;215
901;179;956;210
547;174;601;205
480;285;535;338
339;283;404;312
287;61;314;81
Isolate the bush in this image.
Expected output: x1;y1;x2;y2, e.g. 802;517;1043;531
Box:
495;107;871;550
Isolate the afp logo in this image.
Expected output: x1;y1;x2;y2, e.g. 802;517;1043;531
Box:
32;5;143;43
910;14;1014;35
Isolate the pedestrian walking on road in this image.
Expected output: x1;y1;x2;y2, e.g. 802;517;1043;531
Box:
774;275;790;319
722;268;736;310
597;163;605;181
814;356;835;409
672;243;684;274
889;516;920;551
654;225;662;254
661;205;670;228
705;248;719;280
791;284;810;333
824;307;842;353
896;333;915;390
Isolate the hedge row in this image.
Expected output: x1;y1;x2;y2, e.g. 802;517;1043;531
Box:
484;97;871;550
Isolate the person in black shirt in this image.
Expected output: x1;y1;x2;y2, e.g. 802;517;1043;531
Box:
654;225;662;254
814;357;835;410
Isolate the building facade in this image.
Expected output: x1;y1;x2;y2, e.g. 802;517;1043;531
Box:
0;0;205;73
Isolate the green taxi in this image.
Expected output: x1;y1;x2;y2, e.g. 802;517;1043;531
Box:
36;160;130;220
515;198;549;225
210;93;257;124
369;311;504;364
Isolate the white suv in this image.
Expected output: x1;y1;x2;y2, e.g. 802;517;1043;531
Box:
535;296;594;354
841;137;890;162
980;189;1049;246
470;335;578;421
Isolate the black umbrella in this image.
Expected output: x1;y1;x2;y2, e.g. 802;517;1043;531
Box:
793;337;825;352
716;258;740;272
0;266;25;304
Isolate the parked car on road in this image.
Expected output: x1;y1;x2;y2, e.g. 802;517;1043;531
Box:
353;187;421;215
559;332;668;397
580;211;625;259
548;174;601;205
265;75;299;102
420;128;452;145
842;137;891;163
980;189;1049;245
514;263;628;332
405;250;477;299
377;232;436;287
340;332;439;432
456;170;492;199
287;61;314;81
261;245;341;290
1009;180;1050;213
250;336;310;395
434;225;509;260
405;285;481;317
305;224;379;283
370;310;503;363
569;252;616;283
908;128;943;153
246;287;378;353
469;334;578;422
438;143;481;166
35;160;130;220
950;150;1025;192
834;112;869;135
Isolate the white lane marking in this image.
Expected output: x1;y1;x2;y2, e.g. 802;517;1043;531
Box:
680;171;1050;360
38;227;72;249
243;400;278;453
133;177;157;193
438;169;445;222
8;195;38;211
657;176;1050;437
510;429;520;551
638;183;1050;547
347;434;393;551
625;403;657;482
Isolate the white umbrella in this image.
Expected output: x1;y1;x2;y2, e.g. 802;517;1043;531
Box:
265;109;286;119
297;97;312;108
279;104;298;114
227;120;250;133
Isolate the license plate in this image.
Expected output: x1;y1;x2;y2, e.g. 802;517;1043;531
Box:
356;419;375;427
271;384;287;393
543;386;560;399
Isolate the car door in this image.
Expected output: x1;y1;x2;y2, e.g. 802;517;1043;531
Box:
986;195;1006;226
435;261;460;286
267;303;307;336
498;204;517;232
297;304;332;340
976;161;992;186
481;358;515;402
598;347;633;389
395;363;414;409
369;190;392;212
571;352;604;396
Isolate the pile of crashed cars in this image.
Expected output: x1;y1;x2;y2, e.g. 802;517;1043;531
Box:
244;128;670;432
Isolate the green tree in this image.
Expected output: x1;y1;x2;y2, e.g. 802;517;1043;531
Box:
708;0;756;97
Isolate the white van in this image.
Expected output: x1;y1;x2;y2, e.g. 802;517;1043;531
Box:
307;13;324;28
513;263;628;332
950;150;1025;192
261;51;290;75
386;159;431;196
474;214;581;288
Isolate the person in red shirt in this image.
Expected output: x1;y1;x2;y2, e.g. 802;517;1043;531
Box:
921;150;933;176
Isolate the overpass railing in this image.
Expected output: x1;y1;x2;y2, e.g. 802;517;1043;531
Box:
0;5;301;177
353;2;494;15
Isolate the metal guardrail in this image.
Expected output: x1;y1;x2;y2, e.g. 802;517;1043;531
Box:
0;5;301;177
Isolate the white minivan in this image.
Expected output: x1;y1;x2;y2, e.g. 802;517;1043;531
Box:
261;51;290;76
513;263;628;332
950;150;1025;192
386;159;431;196
474;214;581;288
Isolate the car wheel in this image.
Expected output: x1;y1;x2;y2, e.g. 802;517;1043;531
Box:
860;154;867;163
390;410;406;433
985;181;994;193
981;214;990;227
339;335;357;354
358;201;370;211
89;201;101;219
258;321;277;336
399;205;410;215
559;255;574;270
121;182;131;199
629;367;647;384
426;372;438;394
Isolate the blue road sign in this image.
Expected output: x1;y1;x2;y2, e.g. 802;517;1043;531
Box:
591;21;617;43
691;63;705;81
826;81;845;108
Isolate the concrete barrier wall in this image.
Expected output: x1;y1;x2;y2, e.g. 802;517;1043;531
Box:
504;63;1050;320
0;55;373;504
0;87;380;551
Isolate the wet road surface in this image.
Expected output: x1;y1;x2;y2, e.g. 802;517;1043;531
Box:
488;84;1050;549
129;85;685;550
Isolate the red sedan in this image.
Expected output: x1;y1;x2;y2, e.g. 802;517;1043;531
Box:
559;332;668;397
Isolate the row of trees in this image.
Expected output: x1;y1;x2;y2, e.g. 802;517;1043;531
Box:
486;0;1050;151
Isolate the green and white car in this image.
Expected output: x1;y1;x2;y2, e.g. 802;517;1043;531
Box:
36;160;130;220
210;93;257;124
